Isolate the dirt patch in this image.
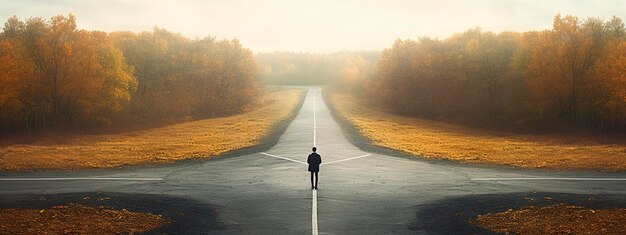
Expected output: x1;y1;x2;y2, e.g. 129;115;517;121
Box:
473;204;626;234
0;192;226;234
409;192;626;234
0;88;305;171
327;92;626;171
0;203;165;234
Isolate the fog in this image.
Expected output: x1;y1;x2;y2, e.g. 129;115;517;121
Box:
2;0;624;53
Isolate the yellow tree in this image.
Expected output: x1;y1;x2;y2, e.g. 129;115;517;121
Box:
552;15;608;125
0;33;36;130
1;14;136;130
524;15;625;128
59;30;136;122
588;33;626;129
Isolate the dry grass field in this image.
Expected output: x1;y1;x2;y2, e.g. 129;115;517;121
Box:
0;204;166;234
472;204;626;234
0;89;304;171
329;92;626;171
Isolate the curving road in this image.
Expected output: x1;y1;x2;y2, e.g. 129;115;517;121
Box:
1;88;626;234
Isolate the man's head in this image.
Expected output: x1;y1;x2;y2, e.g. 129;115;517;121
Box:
312;147;317;152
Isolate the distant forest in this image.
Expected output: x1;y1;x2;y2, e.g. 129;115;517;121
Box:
256;51;379;86
0;15;259;134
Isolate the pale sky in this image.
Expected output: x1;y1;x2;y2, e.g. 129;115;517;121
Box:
1;0;624;53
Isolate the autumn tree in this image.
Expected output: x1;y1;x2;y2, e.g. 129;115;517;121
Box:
524;15;626;129
0;14;136;132
0;21;36;131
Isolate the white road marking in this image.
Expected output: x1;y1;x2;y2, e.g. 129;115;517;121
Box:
322;154;370;165
0;177;163;181
472;177;626;181
313;89;317;147
311;89;319;235
312;189;319;235
261;152;369;166
260;152;307;165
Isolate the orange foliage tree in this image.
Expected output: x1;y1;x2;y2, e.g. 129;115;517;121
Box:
523;15;626;129
367;15;626;131
0;14;136;132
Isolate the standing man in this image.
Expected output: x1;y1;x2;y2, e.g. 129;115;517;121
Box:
307;147;322;190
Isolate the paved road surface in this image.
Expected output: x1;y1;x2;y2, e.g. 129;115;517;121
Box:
1;88;626;234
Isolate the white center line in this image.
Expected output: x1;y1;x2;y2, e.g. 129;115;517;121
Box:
313;89;317;147
0;177;163;181
322;154;370;165
311;89;319;235
260;152;307;165
312;189;319;235
472;177;626;181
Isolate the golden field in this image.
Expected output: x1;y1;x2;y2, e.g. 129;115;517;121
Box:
328;92;626;171
0;89;303;171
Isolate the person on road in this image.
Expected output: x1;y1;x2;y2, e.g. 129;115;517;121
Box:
307;147;322;190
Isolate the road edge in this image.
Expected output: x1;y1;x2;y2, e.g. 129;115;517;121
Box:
216;88;309;159
321;89;422;159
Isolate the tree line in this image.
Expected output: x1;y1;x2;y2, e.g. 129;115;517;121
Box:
0;14;259;134
359;15;625;132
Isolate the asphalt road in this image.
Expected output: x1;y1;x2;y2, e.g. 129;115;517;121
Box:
1;88;626;234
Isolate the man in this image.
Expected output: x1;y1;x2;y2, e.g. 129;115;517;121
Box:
307;147;322;190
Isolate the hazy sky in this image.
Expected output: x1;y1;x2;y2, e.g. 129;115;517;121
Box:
1;0;624;53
